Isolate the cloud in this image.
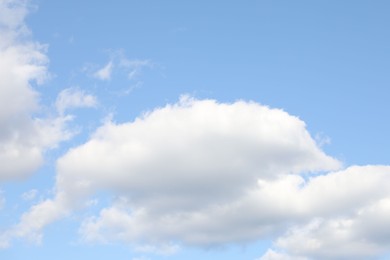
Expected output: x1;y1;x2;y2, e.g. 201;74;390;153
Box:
0;0;30;43
268;198;390;259
4;96;341;248
0;0;71;182
55;87;97;114
131;257;150;260
118;58;153;80
90;50;153;83
134;243;180;255
259;249;306;260
256;165;390;259
0;192;4;210
21;189;38;201
6;197;69;244
93;61;113;80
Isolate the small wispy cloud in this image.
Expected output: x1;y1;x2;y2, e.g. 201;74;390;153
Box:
119;58;153;80
315;132;331;147
55;88;97;114
88;50;154;83
68;35;75;44
0;191;5;210
93;61;113;80
21;189;38;201
134;243;180;256
131;257;150;260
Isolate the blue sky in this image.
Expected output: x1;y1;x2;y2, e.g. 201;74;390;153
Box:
1;0;390;259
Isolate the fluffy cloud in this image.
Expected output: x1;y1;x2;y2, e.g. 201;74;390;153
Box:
267;197;390;259
55;87;97;114
256;166;390;259
2;197;68;247
5;97;341;247
0;0;71;181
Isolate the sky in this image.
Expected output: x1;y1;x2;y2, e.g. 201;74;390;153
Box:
1;0;390;259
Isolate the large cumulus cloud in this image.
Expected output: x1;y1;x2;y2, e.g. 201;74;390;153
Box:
4;97;340;247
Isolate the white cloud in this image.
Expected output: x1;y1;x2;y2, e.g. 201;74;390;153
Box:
0;0;30;45
55;87;97;114
93;61;113;80
1;193;70;246
0;0;71;182
4;97;341;248
268;198;390;259
256;165;390;259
